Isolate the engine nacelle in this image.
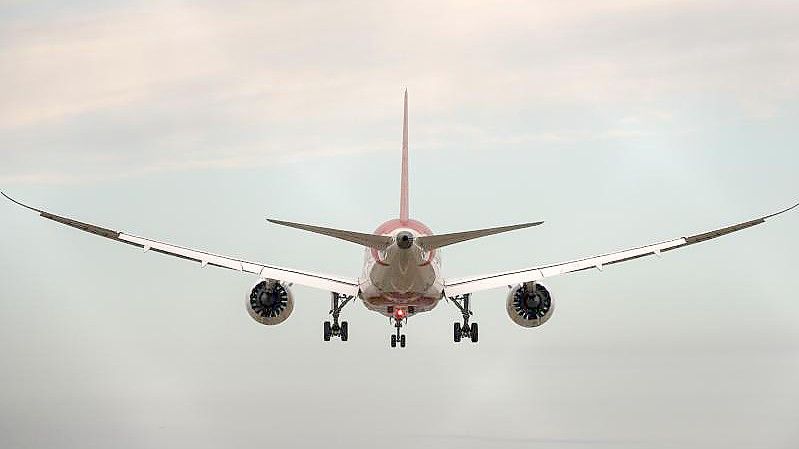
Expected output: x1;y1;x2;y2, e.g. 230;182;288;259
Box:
506;282;554;328
246;279;294;325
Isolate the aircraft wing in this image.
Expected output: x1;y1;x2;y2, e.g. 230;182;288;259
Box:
2;192;360;296
444;202;799;297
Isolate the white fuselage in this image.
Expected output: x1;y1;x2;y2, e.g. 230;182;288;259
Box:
358;219;444;317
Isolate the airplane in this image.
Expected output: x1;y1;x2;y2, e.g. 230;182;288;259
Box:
3;90;797;348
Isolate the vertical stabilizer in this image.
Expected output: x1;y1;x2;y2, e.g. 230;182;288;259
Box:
400;89;410;223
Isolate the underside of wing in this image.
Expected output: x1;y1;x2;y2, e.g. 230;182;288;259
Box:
2;192;360;296
444;202;799;297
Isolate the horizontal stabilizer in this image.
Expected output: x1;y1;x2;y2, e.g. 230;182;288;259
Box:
267;219;394;250
416;222;543;251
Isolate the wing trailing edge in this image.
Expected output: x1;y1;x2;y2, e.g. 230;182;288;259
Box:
444;201;799;296
2;192;360;295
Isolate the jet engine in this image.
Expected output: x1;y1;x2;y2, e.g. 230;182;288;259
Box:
506;282;554;327
246;279;294;325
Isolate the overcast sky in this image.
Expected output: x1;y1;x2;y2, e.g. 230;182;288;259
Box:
1;1;798;448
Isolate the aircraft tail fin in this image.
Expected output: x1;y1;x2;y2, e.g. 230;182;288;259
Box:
415;222;544;251
400;88;410;223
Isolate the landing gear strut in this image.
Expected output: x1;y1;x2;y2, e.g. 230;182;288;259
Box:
449;294;478;343
323;293;354;342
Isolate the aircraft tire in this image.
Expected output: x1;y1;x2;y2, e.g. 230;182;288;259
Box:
324;321;332;341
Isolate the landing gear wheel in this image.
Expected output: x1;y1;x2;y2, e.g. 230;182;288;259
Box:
450;294;479;343
325;293;354;342
391;334;397;348
400;335;406;348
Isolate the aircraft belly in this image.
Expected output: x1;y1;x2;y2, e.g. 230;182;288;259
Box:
360;259;444;316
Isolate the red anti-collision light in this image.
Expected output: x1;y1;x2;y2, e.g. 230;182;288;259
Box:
394;309;405;319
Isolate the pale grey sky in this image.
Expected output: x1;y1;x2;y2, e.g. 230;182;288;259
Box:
1;1;798;448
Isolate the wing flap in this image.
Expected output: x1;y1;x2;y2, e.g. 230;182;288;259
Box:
119;232;357;293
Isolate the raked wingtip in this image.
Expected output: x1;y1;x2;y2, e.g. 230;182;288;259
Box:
2;190;20;206
1;191;43;213
764;200;799;220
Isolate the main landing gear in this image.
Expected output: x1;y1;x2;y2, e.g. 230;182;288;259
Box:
388;306;413;348
323;293;354;342
449;294;478;343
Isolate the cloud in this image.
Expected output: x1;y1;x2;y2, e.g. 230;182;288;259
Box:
1;1;797;185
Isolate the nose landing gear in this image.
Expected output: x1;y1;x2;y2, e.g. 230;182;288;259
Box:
390;322;406;348
449;294;478;343
323;293;354;342
388;306;412;348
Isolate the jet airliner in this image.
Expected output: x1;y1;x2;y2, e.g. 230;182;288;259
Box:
3;91;797;348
